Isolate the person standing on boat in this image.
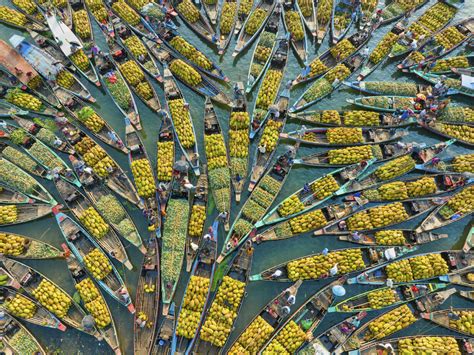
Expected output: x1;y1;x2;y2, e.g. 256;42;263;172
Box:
270;269;283;279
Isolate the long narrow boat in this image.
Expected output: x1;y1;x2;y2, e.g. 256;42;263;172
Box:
172;0;215;44
93;52;140;129
413;70;474;97
107;0;158;39
0;40;59;108
380;0;428;25
421;308;474;338
0;231;62;259
228;281;303;354
83;176;145;254
249;246;414;282
70;0;95;50
0;5;48;32
259;278;347;353
463;224;474;252
296;0;316;36
174;219;218;353
339;229;448;246
194;241;253;353
1;258;99;337
0;139;48;180
44;9;100;86
343;80;431;97
282;0;307;63
201;0;220;25
0;286;66;330
0;100;28;117
347;250;474;285
353;335;474;355
185;170;209;271
459;289;474;301
61;244;121;354
0;312;46;354
55;211;135;312
0;183;35;205
439;266;474;287
156;112;175;217
152;302;176;354
329;282;447;313
315;0;334;43
258;161;374;228
233;0;278;57
250;35;290;138
2;86;58;116
331;0;356;44
415;185;474;232
346;95;421;112
134;237;160;355
249;89;291;192
340;288;456;352
417;153;473;177
245;10;280;93
419;121;473;146
13;32;94;102
162;65;200;175
216;0;239;55
54;179;132;269
427;55;474;76
218;148;297;262
203;98;231;230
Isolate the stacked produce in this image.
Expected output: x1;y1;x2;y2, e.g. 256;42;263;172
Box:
330;39;355;61
347;202;409;230
168;99;195;149
328;145;375;165
452;154;474;173
31;279;71;318
52;0;68;8
8;327;42;354
374;155;415;180
361;0;376;13
112;1;140;26
437;123;474;144
85;0;107;22
260;120;282;151
0;158;40;194
12;0;36;14
0;233;30;256
365;176;436;201
35;127;57;147
285;11;304;41
326;127;363;144
244;8;266;35
278;195;305;217
318;110;340;124
256;70;282;109
84;248;113;280
297;0;312;17
77;107;105;133
333;12;349;31
156;141;174;181
75;139;116;178
438;106;473;123
385;253;449;282
131;158;155;198
79;207;110;239
104;72;131;110
228;316;274;354
303;64;350;103
434;27;465;50
2;146;37;173
399;337;462;353
344;111;380;126
363;82;417;96
188;205;206;238
238;0;253;16
253;32;276;74
70;50;90;71
119;60;144;86
28;141;64;170
76;278;111;328
310;174;340;199
308;59;329;77
316;0;332;25
416;2;455;32
220;2;237;34
200;276;246;347
5;293;36;318
0;6;27;26
365;305;417;340
287;249;364;280
283;209;327;235
5;89;42;111
406;50;425;63
326;63;351;83
229;111;250;180
360;96;414;110
0;205;18;225
205;134;227;170
208;166;231;213
73;10;91;39
263;320;307;354
169;36;212;70
135;81;153;100
367;288;397;309
176;275;210;338
123;36;147;57
382;0;424;18
440;185;474;218
432;57;469;73
127;0;152;10
448;310;474;335
176;0;200;23
95;195;130;232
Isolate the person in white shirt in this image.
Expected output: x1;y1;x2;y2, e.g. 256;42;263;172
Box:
271;269;283;279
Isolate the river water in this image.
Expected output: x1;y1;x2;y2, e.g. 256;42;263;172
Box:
0;0;472;353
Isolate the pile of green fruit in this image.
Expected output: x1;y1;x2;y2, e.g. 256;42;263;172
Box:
448;310;474;335
364;82;418;96
374;155;416;180
0;6;27;26
84;248;113;280
256;70;282;110
328;145;374;165
0;205;18;225
238;0;253;15
333;13;349;31
168;98;196;149
0;158;39;194
131;158;155;198
302;77;332;102
297;0;313;17
316;0;332;25
367;288;397;309
77;106;105;133
229;315;274;354
28;141;64;170
205;134;227;170
452;154;474;173
366;304;417;340
127;0;152;10
260;174;282;195
432;56;469;73
32;279;71;318
308;59;329;78
176;0;200;23
73;10;91;39
112;0;140;26
330;39;355;61
170;59;202;86
438;106;473;123
220;2;237;34
285;10;304;41
434;26;465;50
399;337;462;353
123;36;147;57
438;123;474;144
385;253;449;282
85;0;107;22
76;278;111;328
188;205;206;238
2;146;37;174
79;207;109;239
8;327;42;354
318;110;341;124
5;89;42;111
156;141;174;181
245;8;266;35
208;167;231;213
278;195;305;217
119;60;144;86
311;174;340;199
440;185;474;218
326;127;363;144
70;49;90;72
264;320;307;354
169;36;212;70
344;111;380;126
5;294;36;318
260;120;283;151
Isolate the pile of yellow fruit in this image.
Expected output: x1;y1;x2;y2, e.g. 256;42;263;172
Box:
220;2;237;34
317;110;341;124
297;0;313;17
6;294;36;319
245;8;266;35
12;0;36;14
438;123;474;144
308;59;329;77
452;154;474;173
326;127;363;144
168;99;196;149
169;36;212;70
177;0;200;23
365;304;417;340
325;63;351;83
256;70;283;110
285;11;304;41
330;39;355;61
367;288;397;309
278;195;305;217
229;111;249;178
5;89;42;111
435;27;466;50
84;248;113;280
287;209;327;235
385;253;449;282
369;32;398;64
344;111;380;126
0;6;27;26
200;276;245;347
56;69;75;89
287;248;364;280
205;134;227;169
77;107;105;133
72;10;91;39
255;44;272;62
81;144;116;178
406;176;437;197
311;174;339;199
85;0;107;22
228;316;274;354
316;0;332;26
352;202;409;230
32;279;71;318
76;278;111;328
264;320;307;354
0;233;27;256
399;337;461;353
406;50;425;63
170;59;202;86
0;205;18;225
448;310;474;335
260;120;282;151
123;36;147;57
112;1;140;26
417;2;455;32
131;158;155;198
375;230;406;245
176;276;210;338
328;145;374;165
127;0;152;10
119;60;144;86
70;49;90;72
239;0;253;15
442;185;474;217
432;56;469;73
136;81;153;100
75;278;100;303
156;141;174;181
374;155;415;180
188;205;206;238
79;207;109;239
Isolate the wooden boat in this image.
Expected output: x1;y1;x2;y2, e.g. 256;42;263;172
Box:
233;0;278;57
172;0;215;45
162;65;200;175
106;0;158;39
354;335;474;355
417;154;473;177
93;52;141;130
0;183;34;205
0;312;46;354
134;237;160;355
249;35;290;138
415;185;474;233
0;286;66;330
202;98;230;230
216;0;239;55
0;100;28;117
174;219;218;353
70;0;95;50
315;0;334;43
419;121;474;146
11;115;75;154
0;140;48;182
218;148;297;263
2;85;58;116
202;0;220;25
44;9;100;86
152;302;177;354
82;176;145;254
1;257;99;337
380;0;428;25
0;40;59;108
0;231;62;259
329;282;447;313
346;95;421;112
61;244;121;354
282;0;307;63
431;55;474;76
249;89;291;192
249;246;414;282
347;250;474;285
414;70;474;97
54;178;132;269
0;5;48;32
331;0;356;44
185;170;209;271
340;229;448;246
245;10;280;93
343;80;431;96
439;266;474;287
260;277;348;353
341;288;457;352
422;308;474;338
108;38;162;112
459;290;474;301
55;211;135;312
296;0;316;36
13;32;94;102
463;224;474;252
226;280;303;353
194;241;253;353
